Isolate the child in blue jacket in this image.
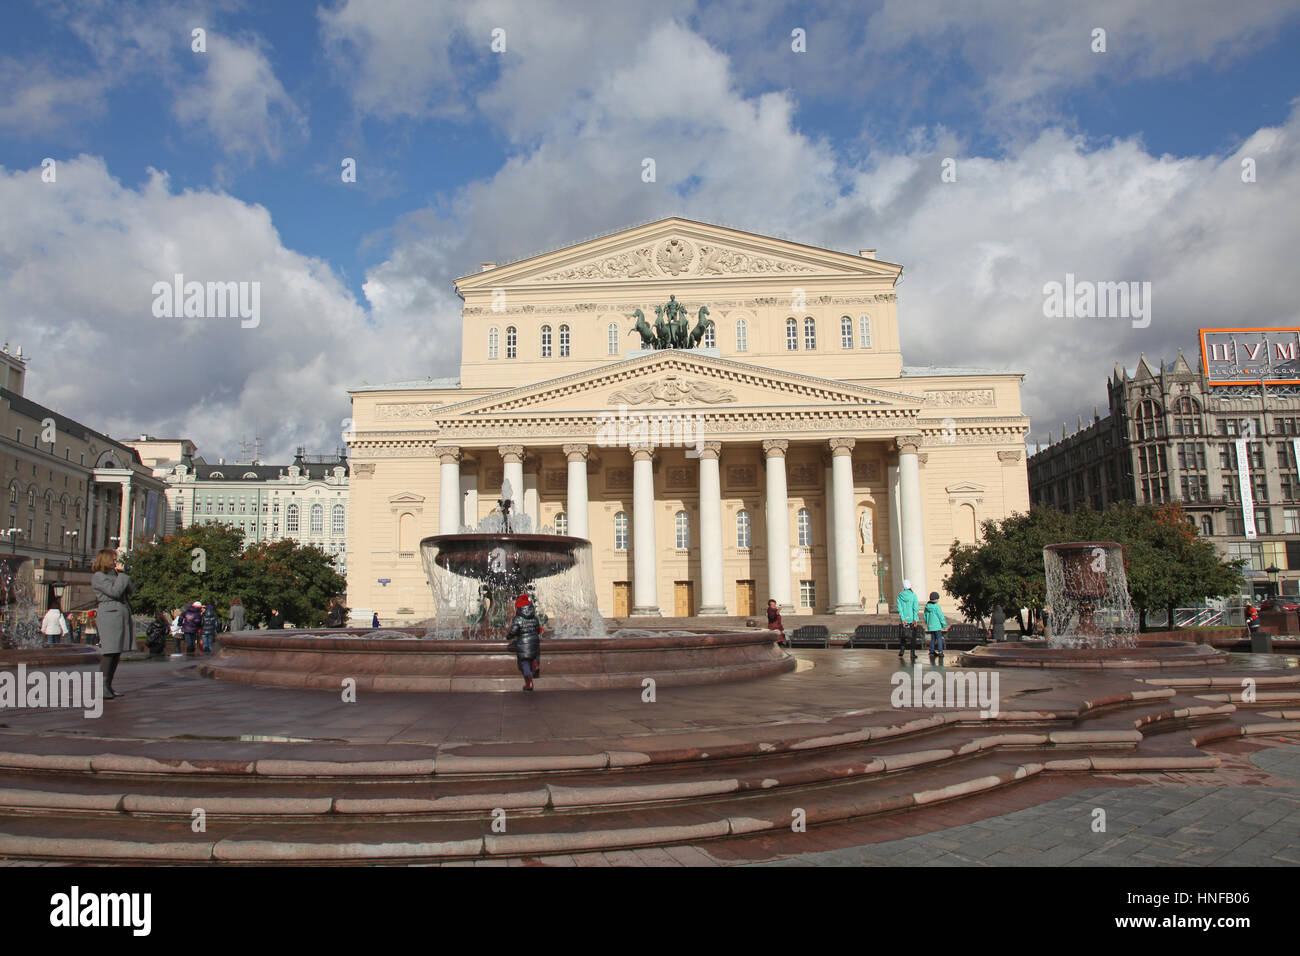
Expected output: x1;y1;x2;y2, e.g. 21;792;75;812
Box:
924;591;948;663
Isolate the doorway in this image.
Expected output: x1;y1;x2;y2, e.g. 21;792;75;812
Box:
674;581;695;617
612;581;630;617
736;579;755;616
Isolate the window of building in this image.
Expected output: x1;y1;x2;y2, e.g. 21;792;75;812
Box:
796;507;812;547
1177;443;1206;471
736;509;751;549
702;323;715;349
1256;508;1272;535
1141;477;1169;504
273;500;280;514
803;317;816;350
541;325;552;357
1134;400;1164;441
559;325;570;357
613;512;628;551
735;319;748;352
1200;515;1214;536
1284;509;1300;534
505;326;517;359
800;580;816;609
675;510;690;549
286;504;299;533
1172;396;1201;436
332;504;344;536
216;499;224;513
555;512;567;536
310;504;323;534
488;327;499;359
1137;445;1166;475
1282;474;1300;500
1253;475;1268;503
859;315;872;348
840;315;853;349
607;323;620;356
786;317;798;350
1179;475;1208;502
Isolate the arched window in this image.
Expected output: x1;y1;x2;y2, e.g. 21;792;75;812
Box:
607;323;620;356
736;509;751;548
735;319;748;352
804;317;816;350
505;326;517;359
44;492;52;513
796;508;812;547
613;512;629;551
841;316;853;349
559;325;571;357
28;489;34;507
703;323;715;349
1173;395;1202;436
488;327;499;359
958;503;977;544
332;505;345;536
859;315;872;348
310;503;323;534
786;317;798;350
540;325;552;357
675;510;690;549
7;484;15;503
286;504;299;533
1135;399;1164;440
1200;515;1213;536
555;512;567;536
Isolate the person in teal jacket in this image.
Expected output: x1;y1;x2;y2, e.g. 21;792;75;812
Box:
896;579;920;661
924;591;948;663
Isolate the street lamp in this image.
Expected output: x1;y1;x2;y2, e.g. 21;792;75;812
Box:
874;552;890;609
3;528;21;556
1266;564;1281;597
65;529;78;564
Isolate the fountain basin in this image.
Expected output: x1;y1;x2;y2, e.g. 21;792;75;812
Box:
198;627;796;692
0;645;101;669
960;640;1227;669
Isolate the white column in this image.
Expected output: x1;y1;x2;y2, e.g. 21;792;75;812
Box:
563;444;590;539
86;489;97;553
460;467;478;530
117;478;132;552
897;436;927;600
523;470;540;532
888;462;903;598
830;438;860;613
763;440;792;610
824;461;837;611
630;443;661;615
498;445;525;519
698;441;726;615
438;446;461;534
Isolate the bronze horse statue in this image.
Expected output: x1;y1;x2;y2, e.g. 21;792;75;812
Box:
629;308;656;349
689;306;713;347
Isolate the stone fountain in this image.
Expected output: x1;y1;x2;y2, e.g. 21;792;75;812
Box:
960;541;1226;669
0;555;99;668
201;486;793;692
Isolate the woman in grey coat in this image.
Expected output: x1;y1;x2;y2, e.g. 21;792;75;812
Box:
90;548;134;699
228;597;246;632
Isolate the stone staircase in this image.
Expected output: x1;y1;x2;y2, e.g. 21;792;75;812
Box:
0;675;1297;864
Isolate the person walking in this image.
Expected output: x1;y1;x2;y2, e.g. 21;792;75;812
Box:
924;591;948;664
228;597;246;633
766;598;787;647
506;594;542;692
371;611;380;629
324;598;347;628
69;612;83;644
179;601;203;655
268;608;286;629
897;579;920;662
41;605;70;645
145;612;169;660
90;548;133;700
200;602;219;655
169;608;184;656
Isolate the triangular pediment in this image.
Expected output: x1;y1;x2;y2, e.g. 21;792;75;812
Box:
456;217;901;290
388;491;425;504
946;481;987;494
435;350;924;418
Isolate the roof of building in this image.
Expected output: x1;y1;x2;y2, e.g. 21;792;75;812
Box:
0;387;144;466
901;365;1026;377
191;455;349;481
350;377;461;393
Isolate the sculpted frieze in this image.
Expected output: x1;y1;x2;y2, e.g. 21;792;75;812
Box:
535;237;820;281
922;389;996;408
376;403;443;420
607;375;737;405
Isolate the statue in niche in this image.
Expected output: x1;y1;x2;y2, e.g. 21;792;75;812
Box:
859;509;874;554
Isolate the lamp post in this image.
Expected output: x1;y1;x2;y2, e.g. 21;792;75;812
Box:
4;528;21;556
65;529;78;565
874;552;890;610
1266;564;1280;598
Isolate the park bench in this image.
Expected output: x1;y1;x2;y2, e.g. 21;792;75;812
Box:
847;624;899;648
788;625;831;648
946;623;989;645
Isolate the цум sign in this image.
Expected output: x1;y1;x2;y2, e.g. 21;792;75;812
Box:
1200;328;1300;385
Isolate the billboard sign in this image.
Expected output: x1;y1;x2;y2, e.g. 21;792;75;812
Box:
1200;327;1300;385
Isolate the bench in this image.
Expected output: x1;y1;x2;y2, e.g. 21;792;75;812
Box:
788;625;831;648
947;623;990;645
848;624;899;648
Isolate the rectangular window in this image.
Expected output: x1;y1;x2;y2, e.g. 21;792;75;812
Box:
1226;512;1244;536
1177;443;1206;471
1282;474;1300;500
1284;509;1300;534
1253;475;1268;503
800;580;815;609
735;322;748;352
1256;509;1272;535
1279;443;1298;470
859;315;872;348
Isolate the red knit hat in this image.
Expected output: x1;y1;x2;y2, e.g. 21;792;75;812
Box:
515;594;532;609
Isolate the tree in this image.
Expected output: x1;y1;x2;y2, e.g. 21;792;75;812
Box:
123;523;248;617
240;539;346;627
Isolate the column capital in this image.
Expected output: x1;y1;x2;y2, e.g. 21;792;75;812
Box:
895;435;924;455
629;443;656;462
762;439;789;459
437;445;461;464
829;437;856;457
498;444;525;464
563;443;590;462
698;441;722;460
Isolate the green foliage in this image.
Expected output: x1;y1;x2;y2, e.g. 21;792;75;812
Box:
123;525;346;627
942;503;1245;627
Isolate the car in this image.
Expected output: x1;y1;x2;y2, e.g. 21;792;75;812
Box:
1259;597;1300;613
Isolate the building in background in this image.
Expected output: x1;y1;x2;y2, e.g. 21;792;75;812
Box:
1029;331;1300;601
158;447;350;574
1;344;168;613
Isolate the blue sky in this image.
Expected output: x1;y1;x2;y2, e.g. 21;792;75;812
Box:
3;0;1299;459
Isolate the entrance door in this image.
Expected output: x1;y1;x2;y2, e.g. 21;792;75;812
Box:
613;581;630;617
674;581;695;617
736;580;755;616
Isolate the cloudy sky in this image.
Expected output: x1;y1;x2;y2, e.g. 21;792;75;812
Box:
3;0;1299;461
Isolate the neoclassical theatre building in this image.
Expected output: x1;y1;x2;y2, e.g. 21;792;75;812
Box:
346;218;1030;623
